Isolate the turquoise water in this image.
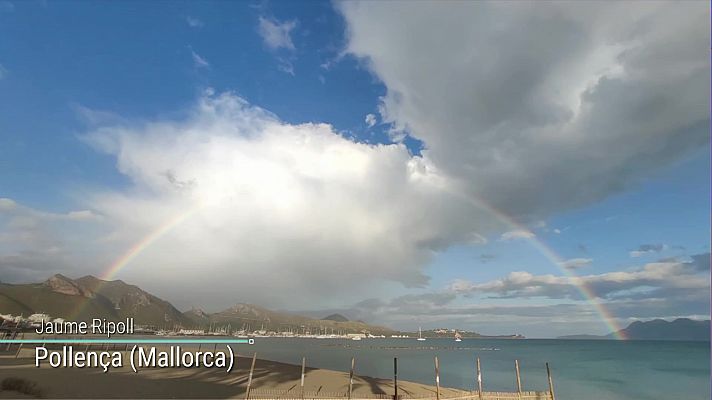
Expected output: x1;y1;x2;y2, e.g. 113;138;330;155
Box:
239;338;710;400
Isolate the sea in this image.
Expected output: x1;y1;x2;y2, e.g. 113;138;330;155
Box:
234;337;710;400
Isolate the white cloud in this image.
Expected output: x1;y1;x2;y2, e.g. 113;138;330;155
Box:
365;113;377;128
277;60;294;76
0;198;97;223
186;16;203;28
629;244;667;258
0;197;16;210
257;16;298;75
558;258;592;270
67;91;504;309
338;1;710;222
499;230;535;241
66;210;99;221
331;253;710;336
190;49;210;69
449;256;710;301
258;16;297;51
0;199;103;282
307;254;710;336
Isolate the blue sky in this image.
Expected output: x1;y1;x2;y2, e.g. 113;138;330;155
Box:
1;1;388;206
0;1;709;337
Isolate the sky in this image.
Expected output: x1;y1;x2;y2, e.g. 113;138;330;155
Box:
0;1;709;338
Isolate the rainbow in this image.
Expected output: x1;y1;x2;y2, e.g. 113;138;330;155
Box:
69;205;201;320
449;190;627;340
97;206;201;281
78;192;626;339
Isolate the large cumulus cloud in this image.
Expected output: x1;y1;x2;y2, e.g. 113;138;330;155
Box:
71;92;500;309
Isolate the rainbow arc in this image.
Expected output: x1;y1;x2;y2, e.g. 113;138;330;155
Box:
74;196;626;339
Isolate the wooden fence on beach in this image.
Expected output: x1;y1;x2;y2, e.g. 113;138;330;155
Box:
247;389;553;400
2;339;557;400
243;353;556;400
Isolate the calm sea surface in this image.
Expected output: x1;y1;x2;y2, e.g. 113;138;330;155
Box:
232;338;710;400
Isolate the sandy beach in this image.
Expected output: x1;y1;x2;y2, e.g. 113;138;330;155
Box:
0;349;469;399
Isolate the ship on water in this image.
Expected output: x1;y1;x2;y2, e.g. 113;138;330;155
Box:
417;327;426;341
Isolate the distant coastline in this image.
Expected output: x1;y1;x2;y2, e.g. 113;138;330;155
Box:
557;318;711;341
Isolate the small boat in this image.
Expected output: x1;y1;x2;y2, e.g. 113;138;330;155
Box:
351;336;362;341
455;331;462;342
417;327;426;341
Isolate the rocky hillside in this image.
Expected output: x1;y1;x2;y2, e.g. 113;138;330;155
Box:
0;274;190;327
0;275;392;334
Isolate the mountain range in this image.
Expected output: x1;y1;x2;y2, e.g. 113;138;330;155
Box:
182;303;393;334
558;318;710;341
0;274;392;334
